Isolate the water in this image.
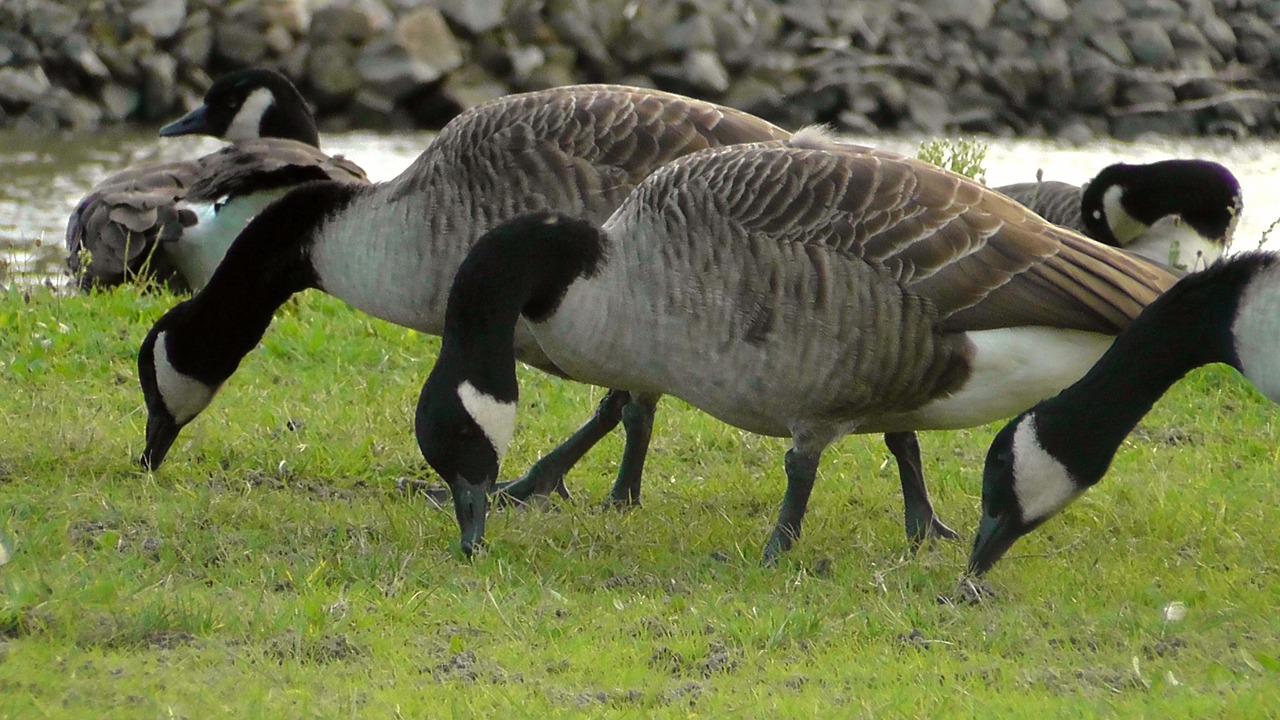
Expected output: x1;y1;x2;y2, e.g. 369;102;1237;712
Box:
2;127;1277;284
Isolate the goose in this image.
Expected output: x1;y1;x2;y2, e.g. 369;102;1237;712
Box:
995;159;1242;272
66;68;367;291
137;84;811;520
968;250;1280;577
414;128;1180;560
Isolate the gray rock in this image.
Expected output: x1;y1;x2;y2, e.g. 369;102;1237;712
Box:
1123;0;1182;20
776;0;833;34
904;82;951;133
60;36;111;84
307;42;363;107
0;66;52;106
347;88;397;127
1022;0;1070;22
1199;14;1237;57
437;0;506;35
987;56;1040;108
547;0;615;65
440;63;508;109
310;0;393;44
139;53;179;121
917;0;996;30
262;0;309;36
214;15;269;67
52;90;104;130
1125;20;1176;66
357;32;457;99
24;0;79;47
1073;0;1126;28
265;24;295;55
1071;47;1119;111
100;82;140;121
1175;78;1228;101
976;27;1030;58
1055;117;1096;145
0;30;40;65
397;7;464;74
1111;110;1197;139
1119;80;1177;108
130;0;187;40
508;46;546;82
682;50;730;93
176;10;214;67
665;15;716;52
1230;15;1279;65
1087;28;1134;65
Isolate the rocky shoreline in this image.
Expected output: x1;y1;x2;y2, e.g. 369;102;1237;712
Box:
2;0;1278;142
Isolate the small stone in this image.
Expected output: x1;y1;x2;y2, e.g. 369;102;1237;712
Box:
682;50;730;94
916;0;995;30
100;83;140;121
24;0;79;47
0;66;52;105
1022;0;1070;22
139;54;179;121
307;42;363;107
1125;20;1176;66
437;0;506;35
130;0;188;40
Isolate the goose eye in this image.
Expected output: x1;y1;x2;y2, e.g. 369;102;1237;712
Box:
1091;209;1102;219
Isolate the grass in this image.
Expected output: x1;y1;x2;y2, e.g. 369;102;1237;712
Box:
1;285;1278;718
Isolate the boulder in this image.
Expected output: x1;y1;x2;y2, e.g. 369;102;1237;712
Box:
437;0;506;35
130;0;187;40
0;66;52;107
1124;20;1176;66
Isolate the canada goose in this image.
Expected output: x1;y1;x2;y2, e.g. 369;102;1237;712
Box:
135;84;791;511
415;129;1180;560
995;159;1242;271
968;251;1280;577
66;68;367;291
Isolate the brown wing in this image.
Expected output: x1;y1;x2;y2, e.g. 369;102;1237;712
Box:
66;139;369;290
637;133;1179;335
405;84;790;228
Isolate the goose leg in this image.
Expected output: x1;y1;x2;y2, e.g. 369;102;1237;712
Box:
762;447;822;565
604;393;659;507
883;431;959;543
497;389;630;502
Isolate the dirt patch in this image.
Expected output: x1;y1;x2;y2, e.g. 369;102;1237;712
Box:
426;650;521;685
1143;636;1187;659
0;605;52;639
266;631;364;665
937;577;998;606
67;520;162;559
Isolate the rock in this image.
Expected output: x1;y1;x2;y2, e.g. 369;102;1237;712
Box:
664;15;716;52
1022;0;1070;22
306;42;363;107
1124;0;1181;20
1175;78;1228;102
437;0;506;35
24;0;79;47
51;90;103;130
100;82;140;121
139;53;179;121
682;50;730;94
1199;15;1237;58
346;88;397;127
1073;0;1126;29
175;10;214;67
265;24;296;55
777;1;833;34
917;0;995;30
0;30;40;66
1125;20;1176;66
262;0;309;36
310;0;392;44
0;66;52;106
395;6;464;75
59;36;112;84
1071;46;1119;111
357;40;448;99
987;56;1039;108
214;12;269;66
1119;80;1177;108
440;63;508;110
1111;110;1197;139
1054;117;1096;145
130;0;187;40
904;82;951;133
1087;28;1134;65
546;0;615;65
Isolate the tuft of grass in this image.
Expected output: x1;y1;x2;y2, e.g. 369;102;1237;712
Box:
917;138;989;183
1;286;1278;716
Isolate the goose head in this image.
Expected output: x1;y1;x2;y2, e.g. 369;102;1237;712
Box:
160;68;319;147
137;305;222;470
416;375;515;557
968;412;1083;576
1080;159;1241;270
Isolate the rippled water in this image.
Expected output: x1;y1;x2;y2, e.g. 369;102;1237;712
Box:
2;126;1277;285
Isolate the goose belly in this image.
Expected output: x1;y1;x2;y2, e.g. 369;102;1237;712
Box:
1126;216;1224;272
868;327;1115;432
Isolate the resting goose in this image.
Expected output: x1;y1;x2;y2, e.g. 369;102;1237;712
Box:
66;68;367;291
996;159;1242;272
969;251;1280;577
415;128;1180;560
136;84;793;513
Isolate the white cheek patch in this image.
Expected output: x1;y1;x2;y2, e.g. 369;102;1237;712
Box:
225;87;275;142
1232;263;1280;403
1126;215;1224;272
1011;415;1081;523
154;331;216;424
457;380;516;463
1102;184;1147;244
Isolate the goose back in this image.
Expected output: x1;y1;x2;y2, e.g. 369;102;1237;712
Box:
534;134;1178;436
994;180;1084;232
307;84;789;340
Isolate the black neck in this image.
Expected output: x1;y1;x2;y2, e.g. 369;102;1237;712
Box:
1032;259;1253;486
162;181;359;383
430;212;607;402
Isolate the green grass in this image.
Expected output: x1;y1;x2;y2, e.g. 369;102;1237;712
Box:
1;286;1278;718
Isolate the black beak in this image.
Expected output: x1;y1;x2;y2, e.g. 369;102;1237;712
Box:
140;409;181;470
450;477;494;557
967;513;1020;577
159;105;212;137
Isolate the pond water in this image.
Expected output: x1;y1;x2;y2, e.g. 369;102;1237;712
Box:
1;126;1277;285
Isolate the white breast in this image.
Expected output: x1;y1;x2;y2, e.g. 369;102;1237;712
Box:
1232;262;1280;403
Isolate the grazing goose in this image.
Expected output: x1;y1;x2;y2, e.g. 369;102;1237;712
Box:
415;129;1180;560
995;159;1242;271
968;251;1280;577
136;84;797;513
66;68;367;291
